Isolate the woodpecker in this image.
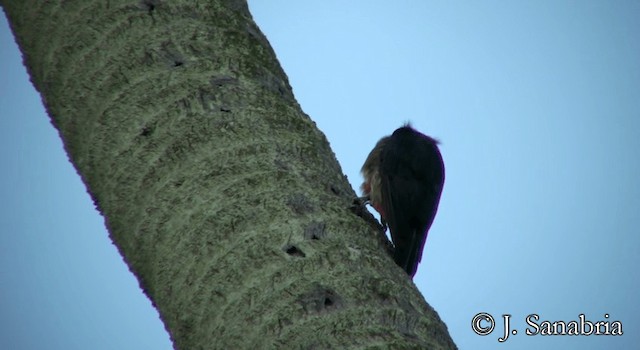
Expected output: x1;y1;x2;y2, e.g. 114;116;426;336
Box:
360;124;445;278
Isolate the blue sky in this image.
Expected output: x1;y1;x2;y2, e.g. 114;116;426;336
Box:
1;1;639;349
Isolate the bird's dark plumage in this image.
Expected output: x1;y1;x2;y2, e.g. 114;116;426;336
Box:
362;124;445;277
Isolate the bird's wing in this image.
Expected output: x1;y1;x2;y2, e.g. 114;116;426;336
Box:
380;131;445;277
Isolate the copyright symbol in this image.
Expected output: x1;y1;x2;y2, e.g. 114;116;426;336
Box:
472;312;495;336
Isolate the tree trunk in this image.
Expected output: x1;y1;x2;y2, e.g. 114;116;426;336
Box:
1;1;457;348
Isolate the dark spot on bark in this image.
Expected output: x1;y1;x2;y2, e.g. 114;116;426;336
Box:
284;245;305;258
140;126;153;136
210;76;238;88
220;107;231;113
159;41;185;69
304;221;326;240
298;284;343;314
287;193;314;215
140;0;159;15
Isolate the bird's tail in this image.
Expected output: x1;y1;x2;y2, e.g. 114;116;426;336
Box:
393;224;428;278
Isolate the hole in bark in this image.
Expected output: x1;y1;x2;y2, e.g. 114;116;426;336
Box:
284;245;305;258
324;297;334;307
141;0;159;14
140;126;153;136
297;284;343;314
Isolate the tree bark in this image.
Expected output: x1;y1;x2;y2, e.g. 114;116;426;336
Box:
1;1;457;349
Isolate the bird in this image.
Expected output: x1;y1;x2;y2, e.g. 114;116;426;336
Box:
360;124;445;277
